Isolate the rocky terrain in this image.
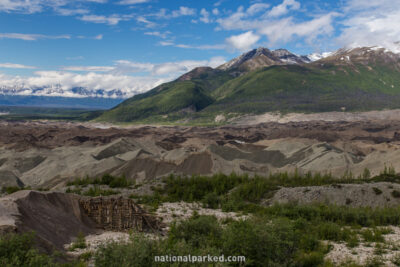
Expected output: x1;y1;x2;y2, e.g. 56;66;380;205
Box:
1;116;400;189
2;116;400;266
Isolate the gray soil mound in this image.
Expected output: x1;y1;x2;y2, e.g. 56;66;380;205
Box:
93;139;137;160
264;182;400;207
0;191;98;251
13;156;46;173
0;170;24;188
112;152;213;180
2;120;400;188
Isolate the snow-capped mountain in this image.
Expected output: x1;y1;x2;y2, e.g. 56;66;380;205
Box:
0;84;128;99
217;47;311;73
307;52;333;62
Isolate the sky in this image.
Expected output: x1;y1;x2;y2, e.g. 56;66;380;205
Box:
0;0;400;98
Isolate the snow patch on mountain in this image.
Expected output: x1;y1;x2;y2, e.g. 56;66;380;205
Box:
307;52;333;62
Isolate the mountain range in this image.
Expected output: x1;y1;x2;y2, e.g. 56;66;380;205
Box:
95;45;400;123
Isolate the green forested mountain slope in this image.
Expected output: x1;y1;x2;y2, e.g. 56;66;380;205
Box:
96;46;400;123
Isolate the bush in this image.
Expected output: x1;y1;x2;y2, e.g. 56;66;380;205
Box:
83;186;119;197
221;217;300;266
1;186;22;195
392;190;400;198
95;234;157;267
373;187;383;195
169;215;222;248
69;232;86;251
0;232;55;266
201;192;220;209
67;174;131;188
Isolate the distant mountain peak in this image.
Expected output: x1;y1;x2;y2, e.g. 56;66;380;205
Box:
217;47;309;73
316;46;400;67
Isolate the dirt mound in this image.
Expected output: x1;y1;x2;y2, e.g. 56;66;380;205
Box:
264;182;400;207
2;119;400;187
13;156;46;173
93;139;137;160
0;191;98;251
0;170;24;188
0;191;162;251
112;152;213;180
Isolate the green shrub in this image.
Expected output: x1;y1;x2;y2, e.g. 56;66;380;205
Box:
0;232;55;266
67;174;131;188
221;217;300;266
83;186;119;197
361;229;385;243
373;187;383;195
201;192;220;209
69;232;86;251
391;190;400;198
169;215;222;248
95;234;157;267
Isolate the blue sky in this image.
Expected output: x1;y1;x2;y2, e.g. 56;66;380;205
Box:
0;0;399;98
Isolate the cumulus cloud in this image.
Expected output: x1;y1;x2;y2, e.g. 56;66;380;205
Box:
267;0;300;17
337;0;400;51
216;1;338;47
259;13;338;45
0;71;167;98
79;14;131;25
153;6;196;19
246;3;270;15
144;31;170;39
226;31;260;51
55;8;89;16
199;8;211;23
0;57;226;98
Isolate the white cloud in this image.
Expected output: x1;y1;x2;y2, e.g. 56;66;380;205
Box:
0;57;226;98
56;8;89;16
94;34;103;40
0;0;105;14
154;6;196;19
144;31;170;39
118;0;149;4
247;3;270;15
259;13;338;45
337;0;400;51
212;8;219;15
267;0;300;17
199;8;210;23
62;66;114;72
0;33;71;40
216;2;338;47
136;16;157;28
79;14;131;25
172;6;195;17
0;71;167;98
0;63;36;69
226;31;260;51
159;41;225;50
